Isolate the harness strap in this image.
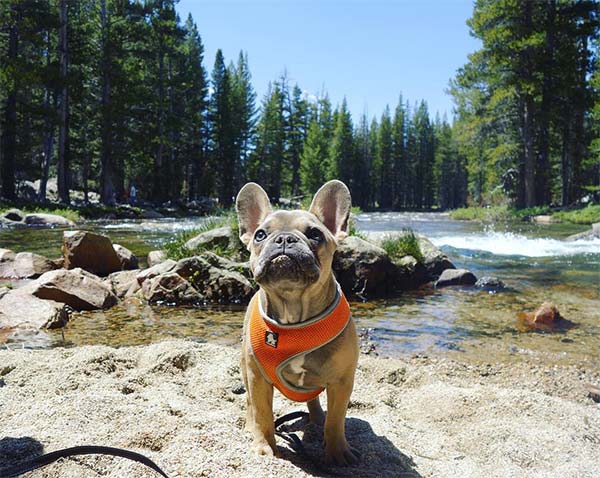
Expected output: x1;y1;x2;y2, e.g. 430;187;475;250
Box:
0;445;170;478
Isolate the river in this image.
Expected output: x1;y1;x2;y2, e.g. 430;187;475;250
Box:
2;212;599;366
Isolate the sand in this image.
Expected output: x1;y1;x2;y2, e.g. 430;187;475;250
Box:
0;340;599;478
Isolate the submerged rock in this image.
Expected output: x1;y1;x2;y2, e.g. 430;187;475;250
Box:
62;230;122;276
435;268;477;288
23;268;117;311
0;290;69;330
518;302;577;331
475;276;507;292
24;213;75;227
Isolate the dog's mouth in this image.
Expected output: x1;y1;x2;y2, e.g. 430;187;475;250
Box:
254;252;319;285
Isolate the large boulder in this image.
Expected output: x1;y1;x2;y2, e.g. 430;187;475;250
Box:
136;259;177;285
24;213;75;227
105;269;141;298
391;255;428;290
435;268;477;288
199;251;252;280
0;252;57;279
142;272;202;305
566;222;600;241
147;250;167;267
0;290;69;330
62;230;122;276
417;235;455;280
22;268;117;310
172;256;254;303
2;208;24;222
113;244;139;270
185;226;232;252
333;236;395;298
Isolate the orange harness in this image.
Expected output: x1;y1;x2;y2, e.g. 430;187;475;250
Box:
249;285;351;402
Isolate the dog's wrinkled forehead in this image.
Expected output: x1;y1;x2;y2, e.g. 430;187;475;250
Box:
260;210;329;236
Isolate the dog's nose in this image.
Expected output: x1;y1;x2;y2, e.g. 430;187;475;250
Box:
274;233;299;247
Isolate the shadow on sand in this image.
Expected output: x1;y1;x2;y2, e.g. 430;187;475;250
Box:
276;416;421;478
0;436;44;472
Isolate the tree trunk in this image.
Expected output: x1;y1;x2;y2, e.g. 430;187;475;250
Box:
99;0;114;205
154;49;165;202
0;5;19;201
57;0;70;204
39;90;56;202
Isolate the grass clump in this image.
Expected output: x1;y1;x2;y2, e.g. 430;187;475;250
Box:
553;204;600;225
380;229;424;263
450;205;551;223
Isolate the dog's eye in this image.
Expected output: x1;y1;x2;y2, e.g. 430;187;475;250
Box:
254;229;267;242
307;227;324;243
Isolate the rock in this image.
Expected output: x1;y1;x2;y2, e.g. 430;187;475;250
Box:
0;290;69;329
0;286;10;299
23;268;117;311
24;213;75;227
0;252;57;279
142;272;202;305
105;269;141;298
475;276;506;292
333;236;395;298
140;209;164;219
2;208;24;222
392;255;428;290
185;226;231;252
565;222;600;241
518;302;577;330
417;235;455;280
435;268;477;288
199;251;252;280
531;215;560;224
0;248;16;263
113;244;139;270
136;259;177;285
172;255;254;303
62;230;122;276
147;250;167;267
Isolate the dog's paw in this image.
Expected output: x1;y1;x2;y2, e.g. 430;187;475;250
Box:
325;440;360;466
252;439;278;457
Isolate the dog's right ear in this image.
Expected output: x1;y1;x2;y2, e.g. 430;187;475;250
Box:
236;183;272;246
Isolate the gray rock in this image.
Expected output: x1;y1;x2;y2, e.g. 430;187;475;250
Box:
435;268;477;288
565;222;600;241
105;269;141;298
2;208;24;222
417;235;455;280
113;244;139;270
24;213;75;227
0;252;57;279
140;209;164;219
199;251;252;280
142;272;202;305
22;268;118;310
333;236;395;298
62;230;122;276
0;290;69;330
136;259;177;285
475;276;506;291
185;226;231;252
531;215;560;224
147;250;167;267
392;255;428;290
0;248;16;263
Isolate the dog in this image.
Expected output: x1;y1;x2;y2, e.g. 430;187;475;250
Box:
235;180;359;466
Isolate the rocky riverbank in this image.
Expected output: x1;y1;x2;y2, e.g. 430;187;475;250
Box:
0;340;598;478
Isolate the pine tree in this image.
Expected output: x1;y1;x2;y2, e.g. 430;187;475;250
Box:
328;98;354;185
391;96;406;208
377;106;393;208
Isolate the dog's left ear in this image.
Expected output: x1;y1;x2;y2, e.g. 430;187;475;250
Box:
309;180;352;241
236;183;272;246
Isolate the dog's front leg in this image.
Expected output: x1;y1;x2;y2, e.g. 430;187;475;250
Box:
244;358;277;456
324;379;359;465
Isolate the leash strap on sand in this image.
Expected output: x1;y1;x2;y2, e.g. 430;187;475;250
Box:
0;445;170;478
274;411;309;456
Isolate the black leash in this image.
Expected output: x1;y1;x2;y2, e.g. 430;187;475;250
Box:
0;413;310;477
0;445;170;478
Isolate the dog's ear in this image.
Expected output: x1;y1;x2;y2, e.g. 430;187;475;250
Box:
309;180;352;241
236;183;272;246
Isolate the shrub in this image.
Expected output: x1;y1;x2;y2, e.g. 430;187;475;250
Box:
553;204;600;225
380;229;424;263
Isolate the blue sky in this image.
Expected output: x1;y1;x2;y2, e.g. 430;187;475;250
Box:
176;0;481;122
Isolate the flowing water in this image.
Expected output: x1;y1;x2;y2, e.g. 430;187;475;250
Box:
1;213;599;366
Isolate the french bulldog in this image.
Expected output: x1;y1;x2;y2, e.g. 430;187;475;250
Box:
235;180;359;466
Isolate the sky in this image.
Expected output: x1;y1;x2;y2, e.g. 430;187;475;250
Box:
176;0;481;122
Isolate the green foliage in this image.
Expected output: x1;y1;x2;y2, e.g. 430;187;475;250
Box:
553;205;600;225
348;218;367;240
380;230;424;263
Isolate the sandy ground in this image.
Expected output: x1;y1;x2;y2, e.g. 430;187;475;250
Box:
0;340;599;478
